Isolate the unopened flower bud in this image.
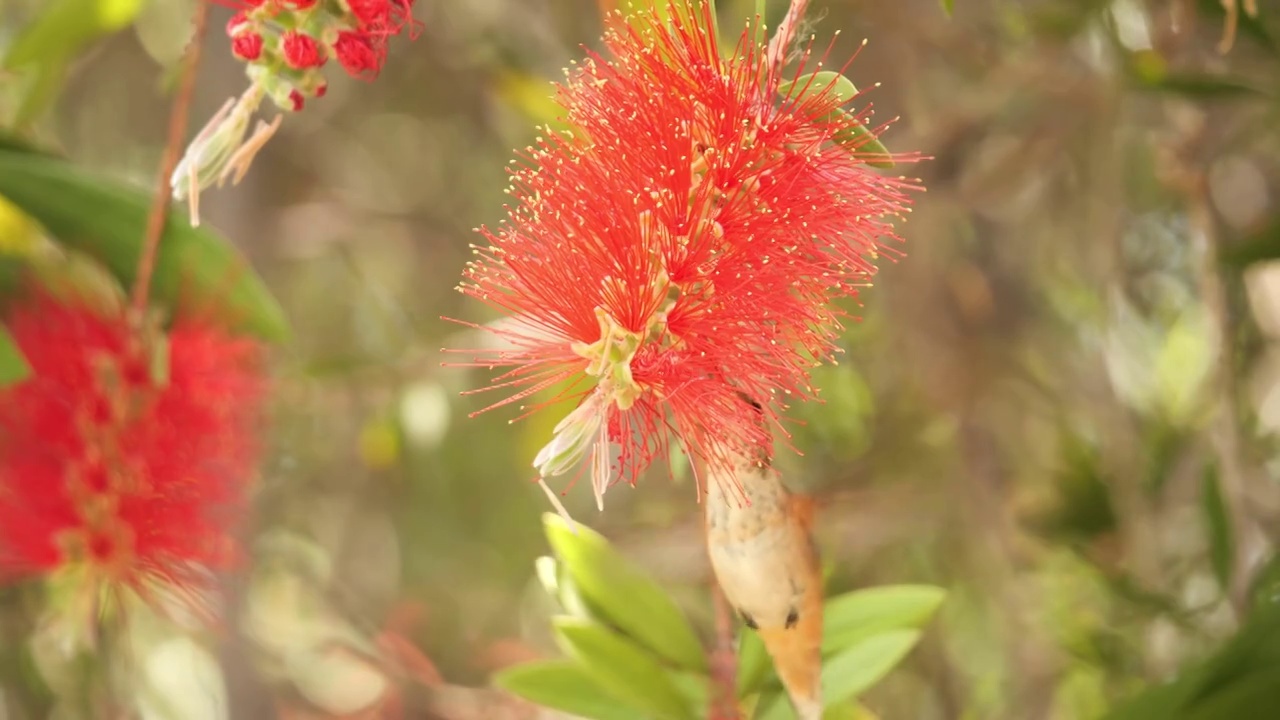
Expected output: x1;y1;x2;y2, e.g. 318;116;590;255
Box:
170;87;281;226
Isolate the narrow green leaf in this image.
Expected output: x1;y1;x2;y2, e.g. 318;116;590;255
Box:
543;514;706;672
1201;463;1234;592
5;0;144;68
758;631;922;720
493;660;640;720
822;585;945;654
822;631;921;706
0;325;31;387
940;0;954;16
753;0;768;47
779;71;859;105
0;150;290;342
552;617;697;720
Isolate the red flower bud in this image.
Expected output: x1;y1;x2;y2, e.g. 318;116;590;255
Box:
333;31;382;78
231;32;264;61
281;30;326;69
289;89;305;111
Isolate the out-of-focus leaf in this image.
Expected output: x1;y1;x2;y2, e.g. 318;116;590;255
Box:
737;626;772;697
758;630;922;720
1201;462;1234;592
1129;51;1265;98
940;0;954;16
1104;600;1280;719
0;326;31;387
552;617;697;720
0;149;290;342
0;194;39;257
4;0;144;68
493;660;638;720
12;59;70;130
1249;552;1280;611
822;585;945;653
1221;217;1280;268
495;71;569;131
543;514;707;672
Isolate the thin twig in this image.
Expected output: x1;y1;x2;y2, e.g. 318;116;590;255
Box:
766;0;810;72
129;0;211;329
709;582;740;720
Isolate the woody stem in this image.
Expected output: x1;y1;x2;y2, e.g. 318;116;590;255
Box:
129;0;210;331
709;581;741;720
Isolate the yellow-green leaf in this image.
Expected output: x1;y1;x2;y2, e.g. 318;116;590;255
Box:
493;660;640;720
4;0;145;69
758;630;922;720
553;616;697;720
822;585;944;654
543;514;706;671
0;149;289;342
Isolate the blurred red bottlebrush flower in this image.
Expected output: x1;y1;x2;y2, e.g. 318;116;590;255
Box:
0;291;266;600
449;2;917;510
174;0;422;224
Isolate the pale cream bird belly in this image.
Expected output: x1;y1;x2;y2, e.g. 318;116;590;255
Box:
705;459;812;630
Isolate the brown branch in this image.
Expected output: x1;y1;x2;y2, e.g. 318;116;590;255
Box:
129;0;211;329
708;582;740;720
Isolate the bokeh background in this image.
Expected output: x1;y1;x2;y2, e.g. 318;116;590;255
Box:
3;0;1280;718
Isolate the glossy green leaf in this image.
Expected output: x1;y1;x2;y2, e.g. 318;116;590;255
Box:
0;326;31;387
758;630;922;720
552;617;697;720
493;660;640;720
543;514;706;671
822;585;945;653
0;150;290;342
1201;463;1233;592
5;0;144;68
779;71;859;105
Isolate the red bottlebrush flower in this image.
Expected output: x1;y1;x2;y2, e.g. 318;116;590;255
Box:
450;3;917;508
281;30;326;69
333;31;383;78
227;11;251;36
231;32;264;61
347;0;420;37
0;292;265;596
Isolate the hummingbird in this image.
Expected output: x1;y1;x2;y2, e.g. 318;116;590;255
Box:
704;416;824;720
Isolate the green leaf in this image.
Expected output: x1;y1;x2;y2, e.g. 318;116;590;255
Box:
822;631;921;705
779;71;859;105
758;631;922;720
737;626;772;697
0;149;290;342
493;660;640;720
827;109;895;169
1220;216;1280;268
4;0;145;69
822;585;945;654
940;0;954;16
552;617;697;720
1201;462;1234;592
0;325;31;387
543;514;706;672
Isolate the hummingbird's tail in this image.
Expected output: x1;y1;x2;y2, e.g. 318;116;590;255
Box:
757;580;824;720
